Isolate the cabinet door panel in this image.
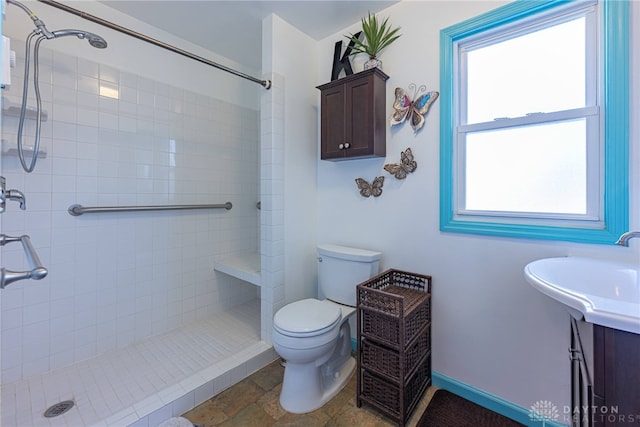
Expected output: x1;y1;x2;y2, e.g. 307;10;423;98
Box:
321;85;346;159
348;79;374;157
594;325;640;426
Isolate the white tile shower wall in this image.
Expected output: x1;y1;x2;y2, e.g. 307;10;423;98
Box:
1;42;260;383
259;73;285;344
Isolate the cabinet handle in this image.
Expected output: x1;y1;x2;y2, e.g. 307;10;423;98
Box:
338;143;344;149
344;142;350;149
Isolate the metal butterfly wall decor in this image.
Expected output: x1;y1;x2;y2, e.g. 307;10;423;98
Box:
355;176;384;198
384;148;417;180
390;83;439;133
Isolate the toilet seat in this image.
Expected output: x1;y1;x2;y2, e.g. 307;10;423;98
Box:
273;298;341;338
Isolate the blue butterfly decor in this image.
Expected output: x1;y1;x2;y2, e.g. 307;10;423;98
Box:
390;83;439;133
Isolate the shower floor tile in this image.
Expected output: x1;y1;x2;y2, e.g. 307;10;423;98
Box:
1;299;272;427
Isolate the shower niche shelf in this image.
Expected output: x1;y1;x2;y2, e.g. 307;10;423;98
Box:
2;97;48;121
2;140;47;159
213;252;261;286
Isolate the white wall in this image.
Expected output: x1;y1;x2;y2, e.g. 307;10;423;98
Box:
1;0;261;383
315;0;639;416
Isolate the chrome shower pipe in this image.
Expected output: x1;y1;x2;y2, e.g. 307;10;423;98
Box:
6;0;54;39
36;0;272;89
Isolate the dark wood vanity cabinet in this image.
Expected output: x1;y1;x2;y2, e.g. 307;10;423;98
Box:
316;68;388;160
570;318;640;426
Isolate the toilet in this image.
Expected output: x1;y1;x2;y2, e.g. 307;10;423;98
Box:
272;244;382;414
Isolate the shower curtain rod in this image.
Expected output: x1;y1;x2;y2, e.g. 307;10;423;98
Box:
36;0;272;89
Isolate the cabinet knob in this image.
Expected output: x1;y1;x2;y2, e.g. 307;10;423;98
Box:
338;143;344;149
344;142;350;149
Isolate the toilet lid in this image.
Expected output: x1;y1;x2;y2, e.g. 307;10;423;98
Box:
274;299;341;336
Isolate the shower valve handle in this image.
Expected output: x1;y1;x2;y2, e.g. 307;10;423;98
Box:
0;176;27;212
6;189;26;210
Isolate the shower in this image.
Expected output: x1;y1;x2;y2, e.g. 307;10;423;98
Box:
1;2;270;425
6;0;107;173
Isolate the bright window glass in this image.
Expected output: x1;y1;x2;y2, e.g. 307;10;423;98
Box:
464;120;587;214
439;0;629;244
465;17;586;124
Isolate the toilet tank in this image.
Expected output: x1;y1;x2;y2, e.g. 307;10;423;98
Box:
317;244;382;306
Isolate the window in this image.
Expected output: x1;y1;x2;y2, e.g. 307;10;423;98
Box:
439;0;629;244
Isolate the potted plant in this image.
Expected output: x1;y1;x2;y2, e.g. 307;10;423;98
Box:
346;12;402;70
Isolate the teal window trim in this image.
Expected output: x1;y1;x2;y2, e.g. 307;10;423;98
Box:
439;0;629;245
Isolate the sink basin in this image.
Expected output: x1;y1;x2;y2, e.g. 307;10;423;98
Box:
524;257;640;334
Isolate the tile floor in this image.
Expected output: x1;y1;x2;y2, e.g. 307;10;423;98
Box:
183;359;437;427
1;299;271;427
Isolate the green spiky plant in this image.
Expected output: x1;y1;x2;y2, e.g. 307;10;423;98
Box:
346;12;402;60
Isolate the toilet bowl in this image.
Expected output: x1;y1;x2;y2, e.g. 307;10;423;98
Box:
272;244;382;414
272;298;356;414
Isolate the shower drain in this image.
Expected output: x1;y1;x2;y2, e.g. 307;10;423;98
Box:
44;400;74;418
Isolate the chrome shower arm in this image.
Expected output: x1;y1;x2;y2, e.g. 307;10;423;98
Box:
7;0;55;38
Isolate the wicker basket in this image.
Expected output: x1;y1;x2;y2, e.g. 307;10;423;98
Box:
357;269;431;350
361;327;430;382
356;269;432;425
359;354;431;424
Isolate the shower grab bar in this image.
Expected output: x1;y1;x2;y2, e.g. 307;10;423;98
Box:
0;234;48;289
36;0;272;89
68;202;232;216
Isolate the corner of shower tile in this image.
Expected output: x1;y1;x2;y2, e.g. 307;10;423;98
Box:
126;415;150;427
104;406;138;427
228;364;248;385
170;392;194;418
212;370;232;395
158;386;187;407
145;403;172;427
193;380;215;407
132;394;165;418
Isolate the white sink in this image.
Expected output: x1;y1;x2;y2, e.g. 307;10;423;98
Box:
524;257;640;334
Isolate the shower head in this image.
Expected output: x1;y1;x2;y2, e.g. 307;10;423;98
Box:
87;34;108;49
51;29;108;49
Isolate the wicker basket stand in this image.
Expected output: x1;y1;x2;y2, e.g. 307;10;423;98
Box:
356;269;432;426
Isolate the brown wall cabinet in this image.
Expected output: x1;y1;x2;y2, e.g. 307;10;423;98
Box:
570;317;640;426
316;68;388;160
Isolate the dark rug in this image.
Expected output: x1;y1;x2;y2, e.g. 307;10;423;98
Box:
417;389;524;427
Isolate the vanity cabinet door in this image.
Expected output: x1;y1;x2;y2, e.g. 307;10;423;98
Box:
592;325;640;426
